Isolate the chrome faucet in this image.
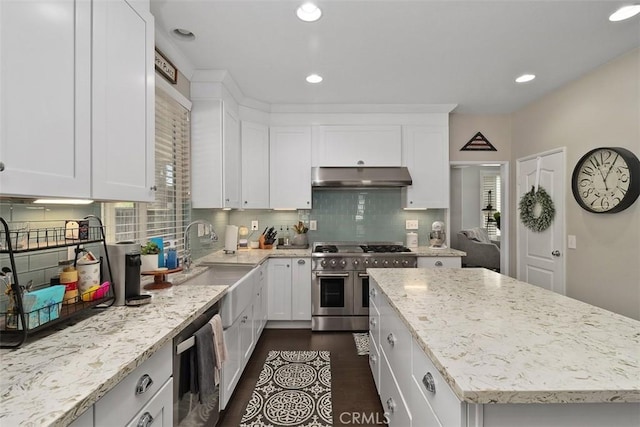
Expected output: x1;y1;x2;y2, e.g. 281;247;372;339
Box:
183;220;218;272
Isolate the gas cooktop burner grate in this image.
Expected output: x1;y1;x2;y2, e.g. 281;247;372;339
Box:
360;244;412;253
314;245;338;253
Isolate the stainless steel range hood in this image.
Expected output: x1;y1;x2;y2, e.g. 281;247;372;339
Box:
311;167;412;188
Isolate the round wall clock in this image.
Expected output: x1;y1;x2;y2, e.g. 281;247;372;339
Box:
571;147;640;213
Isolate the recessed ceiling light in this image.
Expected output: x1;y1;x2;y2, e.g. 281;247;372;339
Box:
171;28;196;41
296;2;322;22
609;4;640;21
306;74;323;83
515;74;536;83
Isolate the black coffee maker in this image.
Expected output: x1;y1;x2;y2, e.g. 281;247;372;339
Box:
124;252;151;306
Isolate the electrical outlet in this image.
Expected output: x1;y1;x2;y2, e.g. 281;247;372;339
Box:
406;220;419;230
251;220;259;231
309;220;317;231
568;235;576;249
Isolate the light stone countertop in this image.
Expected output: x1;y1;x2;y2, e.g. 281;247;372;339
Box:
0;267;228;427
196;246;464;267
367;268;640;404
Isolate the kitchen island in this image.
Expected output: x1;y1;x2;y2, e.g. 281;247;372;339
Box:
0;266;227;427
368;268;640;426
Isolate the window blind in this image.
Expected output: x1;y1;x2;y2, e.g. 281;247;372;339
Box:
106;87;191;254
481;173;501;239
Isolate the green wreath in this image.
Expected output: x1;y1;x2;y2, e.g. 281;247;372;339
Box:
519;185;555;232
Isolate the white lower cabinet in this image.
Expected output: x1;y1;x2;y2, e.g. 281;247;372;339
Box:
411;339;464;427
417;256;462;268
126;378;173;427
267;258;311;321
69;406;93;427
94;343;172;427
221;319;242;409
379;348;412;427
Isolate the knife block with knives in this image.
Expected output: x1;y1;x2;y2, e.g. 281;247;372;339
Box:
259;226;276;249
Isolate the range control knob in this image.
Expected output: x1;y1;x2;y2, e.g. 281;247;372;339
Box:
382;260;390;267
402;259;411;267
393;260;401;267
320;260;328;267
352;259;360;267
372;259;379;267
329;259;338;268
339;259;347;268
363;259;371;267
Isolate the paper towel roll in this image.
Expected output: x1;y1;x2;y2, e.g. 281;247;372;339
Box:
224;225;239;253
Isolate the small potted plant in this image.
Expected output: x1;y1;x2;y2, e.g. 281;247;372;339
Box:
291;221;309;247
140;241;160;272
493;211;501;230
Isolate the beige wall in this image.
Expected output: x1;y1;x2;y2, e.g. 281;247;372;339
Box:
511;48;640;320
449;114;512;162
155;68;190;100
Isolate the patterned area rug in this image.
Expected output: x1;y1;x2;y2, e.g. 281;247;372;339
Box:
240;350;332;427
353;333;369;355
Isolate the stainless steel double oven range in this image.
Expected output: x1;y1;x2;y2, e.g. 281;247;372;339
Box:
311;242;417;331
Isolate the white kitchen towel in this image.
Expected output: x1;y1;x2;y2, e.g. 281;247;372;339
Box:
209;314;227;385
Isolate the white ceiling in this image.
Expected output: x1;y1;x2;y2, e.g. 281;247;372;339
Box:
150;0;640;114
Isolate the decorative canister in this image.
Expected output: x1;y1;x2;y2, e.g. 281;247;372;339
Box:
77;259;101;296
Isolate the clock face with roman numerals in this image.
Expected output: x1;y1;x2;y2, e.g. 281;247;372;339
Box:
571;147;640;213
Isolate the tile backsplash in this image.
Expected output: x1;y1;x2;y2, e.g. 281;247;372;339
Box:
230;189;444;246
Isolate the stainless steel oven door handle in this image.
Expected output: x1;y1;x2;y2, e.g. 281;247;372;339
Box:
357;273;369;278
315;273;350;278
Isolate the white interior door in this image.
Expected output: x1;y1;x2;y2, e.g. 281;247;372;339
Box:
517;149;565;294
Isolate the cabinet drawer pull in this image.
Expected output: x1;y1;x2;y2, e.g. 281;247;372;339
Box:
386;333;396;346
136;411;154;427
135;374;154;395
297;259;306;264
435;261;443;267
422;372;436;393
386;397;395;413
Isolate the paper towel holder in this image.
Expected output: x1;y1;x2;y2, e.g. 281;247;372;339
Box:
224;225;239;254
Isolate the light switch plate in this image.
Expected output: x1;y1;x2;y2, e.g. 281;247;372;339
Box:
251;220;259;231
309;220;317;231
568;235;576;249
406;220;419;230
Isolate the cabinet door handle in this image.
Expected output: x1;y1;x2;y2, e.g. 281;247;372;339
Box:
369;354;377;364
369;288;377;298
297;259;305;265
0;162;5;172
357;160;365;166
149;185;157;191
369;318;376;327
136;412;154;427
386;333;396;347
135;374;154;395
386;397;396;413
422;372;436;393
435;261;443;267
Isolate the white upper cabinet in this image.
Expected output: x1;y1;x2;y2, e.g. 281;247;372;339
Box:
0;0;154;202
241;121;270;209
223;107;241;208
270;127;312;209
191;99;241;208
314;125;402;166
92;0;155;202
402;125;449;209
0;0;91;198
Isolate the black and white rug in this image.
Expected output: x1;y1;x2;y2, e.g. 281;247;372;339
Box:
240;350;333;427
353;333;369;355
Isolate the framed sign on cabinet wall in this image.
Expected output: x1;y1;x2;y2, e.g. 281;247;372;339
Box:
154;48;178;84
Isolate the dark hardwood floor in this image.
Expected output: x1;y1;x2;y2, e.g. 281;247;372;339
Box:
218;329;386;427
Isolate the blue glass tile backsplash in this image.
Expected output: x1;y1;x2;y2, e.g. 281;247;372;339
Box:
230;189;444;246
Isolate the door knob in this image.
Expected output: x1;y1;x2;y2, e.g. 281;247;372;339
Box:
551;250;561;257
